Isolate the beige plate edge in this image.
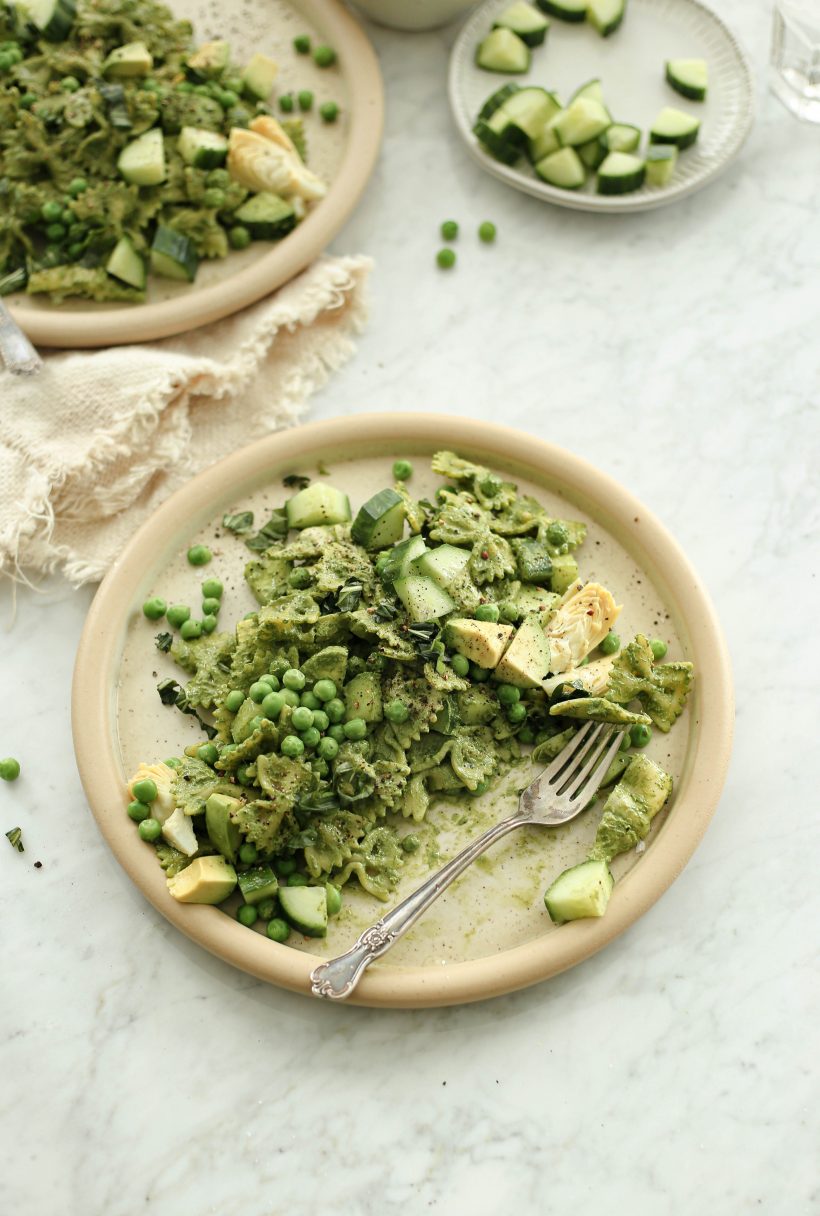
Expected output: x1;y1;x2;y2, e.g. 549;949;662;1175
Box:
71;413;735;1007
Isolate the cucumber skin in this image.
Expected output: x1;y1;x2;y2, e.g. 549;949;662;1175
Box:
475;30;531;74
587;1;625;37
665;63;707;102
473;120;522;164
597;162;646;195
536;0;587;23
477;82;520;121
649;125;699;151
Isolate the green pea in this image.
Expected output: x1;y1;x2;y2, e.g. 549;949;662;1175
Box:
238;842;258;865
281;734;305;758
297;89;313;111
218;88;239;109
202;187;225;209
318;735;339;760
61;75;80;92
497;684;520;706
469;781;490;798
650;638;668;660
40;200;62;223
343;717;367;741
288;872;308;886
385;699;409;724
164;757;182;769
392;459;413;481
320;101;339;124
127;800;151;822
518;726;535;744
67;222;86;241
288;566;312;589
142;597;166;620
201;577;223;598
197;742;219;766
507;702;527;724
67;178;88;198
325;883;342;916
401;834;420;853
282;668;305;691
278;92;294;112
478;220;496;243
266;917;290;942
436;247;456;269
187;544;212;566
313;45;336;67
311;709;329;732
176;81;194;94
474;603;500;622
192;83;211;97
451;653;470;677
251;681;273;704
19;92;37;109
470;664;489;682
45;223;66;242
0;51;14;72
327;723;346;743
546;521;569;547
275;857;296;876
262;691;284;719
166;604;190;628
630;723;652;748
440;220;458;240
132;778;158;803
225;689;244;713
600;632;620;656
313;679;337;703
291;705;313;732
228;225;251;250
498;602;521;624
236;764;254;786
281;688;300;708
138;818;162;842
179;619;202;640
324;697;345;723
199;597;219;618
237;903;258;926
257;897;277;920
300;726;321;749
293;34;311;53
0;757;20;782
66;242;84;260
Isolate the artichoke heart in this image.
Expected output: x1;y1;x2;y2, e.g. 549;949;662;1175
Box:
545;582;621;674
227;116;327;201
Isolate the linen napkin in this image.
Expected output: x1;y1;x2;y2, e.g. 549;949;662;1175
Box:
0;253;371;586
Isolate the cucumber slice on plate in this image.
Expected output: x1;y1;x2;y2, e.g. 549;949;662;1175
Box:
536;0;586;22
569;78;606;108
544;859;613;924
645;143;678;186
178;126;228;169
473;117;523;164
233;192;297;240
380;534;427;584
666;58;708;102
493;1;550;47
597;151;646;194
535;146;586;190
496;87;562;141
528;119;561;162
106;237;146;290
287;483;352;530
649;106;701;149
18;0;75;41
351;488;405;549
412;544;471;589
475;27;531;74
553;97;611;146
587;0;626;38
393;575;456;623
278;886;328;938
118;128;166;186
150;225;199;281
477;82;521;121
577;135;607;170
603;122;640;153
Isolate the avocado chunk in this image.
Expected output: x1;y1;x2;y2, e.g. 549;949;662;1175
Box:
205;792;242;862
279;885;328;937
237;865;279;904
544;859;613;925
445;618;514;668
241;52;279;102
167;856;237;904
104;41;153;77
493;614;551;687
344;671;383;722
186;39;230;79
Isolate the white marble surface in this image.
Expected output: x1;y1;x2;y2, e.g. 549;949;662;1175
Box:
1;3;818;1213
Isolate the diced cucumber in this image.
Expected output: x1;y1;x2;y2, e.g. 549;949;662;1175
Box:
528;119;561;162
649;106;701;150
150;225;199;282
603;123;640;153
477;82;521;121
232;192;297;240
98;81;132;130
473;118;523;165
553;98;611;146
550;553;579;593
118;128;166;187
18;0;75;41
597;151;645;194
412;544;471;589
241;52;278;102
351;488;405;549
536;0;586;22
475;28;531;74
587;0;625;37
544;858;613;924
178;126;229;170
105;237;146;290
186;39;231;80
665;58;708;102
380;534;427;584
577;136;607;170
569;78;606;108
104;41;153;78
393;574;456;623
535;146;585;190
645;143;678;186
237;865;279;905
286;483;352;529
498;87;562;143
278;885;328;937
493;1;550;47
204;793;241;863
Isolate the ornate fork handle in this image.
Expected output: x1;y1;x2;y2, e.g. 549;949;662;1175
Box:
310;811;529;1000
0;300;42;375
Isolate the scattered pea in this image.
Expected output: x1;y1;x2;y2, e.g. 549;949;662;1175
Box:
475;603;500;623
291;706;313;732
440;219;458;240
239;842;258;865
237;903;258;927
600;632;620;656
61;75;80;92
312;710;330;732
300;726;321;749
164;757;182;769
132;778;157;803
202;577;223;599
327;723;346;743
40;200;63;224
650;638;668;660
45;223;66;242
288;566;312;589
282;668;306;691
630;723;652;748
546;521;569;547
138;818;161;842
257;897;277;920
281;734;305;758
281;688;300;708
325;884;342;916
266;917;290;942
469;781;490;798
127;800;150;822
313;45;336;67
313;679;337;703
142;597;166;620
225;690;244;713
319;100;339;123
179;619;202;640
235;764;254;786
325;697;345;722
166;603;190;628
518;726;536;744
19;92;37;109
343;718;367;741
318;736;339;761
392;459;413;481
201;597;220;617
288;872;308;886
498;602;521;624
297;89;313;111
470;664;489;682
217;88;239;109
68;177;88;198
451;653;470;677
249;681;270;704
507;702;527;724
401;834;420;853
279;92;294;113
202;187;225;209
293;34;311;54
478;220;496;243
197;742;219;766
187;544;212;566
265;673;280;690
262;691;284;719
497;684;520;706
385;699;409;724
275;857;296;876
436;247;456;269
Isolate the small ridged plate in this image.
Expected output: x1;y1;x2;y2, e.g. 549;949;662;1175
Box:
449;0;754;212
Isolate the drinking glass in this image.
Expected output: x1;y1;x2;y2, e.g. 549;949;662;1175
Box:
771;0;820;122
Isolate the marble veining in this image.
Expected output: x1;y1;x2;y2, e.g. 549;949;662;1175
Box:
0;2;817;1213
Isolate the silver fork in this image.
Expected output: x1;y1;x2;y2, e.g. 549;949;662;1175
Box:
310;722;626;1000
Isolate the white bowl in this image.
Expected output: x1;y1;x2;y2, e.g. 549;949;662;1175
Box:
352;0;477;31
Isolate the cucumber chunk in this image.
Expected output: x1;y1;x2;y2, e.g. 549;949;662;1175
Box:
478;82;521;121
587;0;625;37
550;553;579;593
278;885;328;937
569;78;606;109
603;122;640;153
493;1;550;46
104;41;153;78
577;136;607;170
473;118;523;165
665;58;708;102
351;488;405;549
393;574;456;623
150;225;199;282
535;146;586;190
649;106;701;150
475;28;531;74
597;151;646;194
498;87;562;142
536;0;587;22
233;192;297;240
381;534;427;584
544;859;613;924
553;97;611;146
178;126;228;169
106;237;146;290
118;128;166;187
413;544;471;589
645;143;678;186
528;119;562;163
237;865;279;905
18;0;75;41
286;483;352;529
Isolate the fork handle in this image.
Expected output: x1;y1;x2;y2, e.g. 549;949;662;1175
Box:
310;812;528;1000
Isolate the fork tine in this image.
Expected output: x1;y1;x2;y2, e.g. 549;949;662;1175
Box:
561;727;626;805
541;721;599;783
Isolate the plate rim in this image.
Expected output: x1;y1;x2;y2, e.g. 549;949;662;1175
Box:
72;412;734;1007
447;0;755;214
8;0;384;348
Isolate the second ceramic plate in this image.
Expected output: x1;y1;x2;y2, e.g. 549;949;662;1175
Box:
449;0;753;213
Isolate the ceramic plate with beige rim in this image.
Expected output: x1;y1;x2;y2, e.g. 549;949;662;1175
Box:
72;414;733;1007
6;0;383;349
